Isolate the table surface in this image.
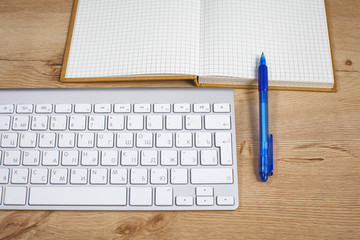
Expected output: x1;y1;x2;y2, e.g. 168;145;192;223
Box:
0;0;359;239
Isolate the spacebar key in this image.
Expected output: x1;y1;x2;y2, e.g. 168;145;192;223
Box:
191;168;233;184
29;187;126;206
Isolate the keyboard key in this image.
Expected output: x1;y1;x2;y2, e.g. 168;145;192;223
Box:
0;169;9;184
90;169;107;184
114;104;130;113
176;132;192;147
69;115;86;130
130;169;147;184
0;187;2;204
156;133;173;148
171;169;187;184
94;104;111;113
174;103;190;113
200;150;217;166
4;151;21;166
101;150;118;166
42;150;59;166
195;132;212;148
17;104;33;113
180;150;197;166
134;104;150;113
160;150;177;166
1;133;18;148
166;115;182;130
215;132;232;165
213;103;230;113
29;187;126;205
11;169;29;184
31;116;48;130
176;196;193;206
70;169;87;184
4;187;27;205
12;116;29;130
78;133;95;148
108;115;124;130
75;104;91;113
141;150;158;166
196;197;213;206
121;150;138;166
55;104;72;113
154;104;170;113
36;104;52;113
81;150;98;166
0;116;10;130
127;115;144;130
20;133;37;148
61;150;79;166
205;115;231;130
196;187;213;196
130;187;152;206
217;196;235;206
191;168;233;184
194;103;210;113
155;187;173;206
151;168;167;184
31;169;48;184
146;115;163;130
23;150;40;166
89;115;105;130
39;133;56;148
50;168;68;184
58;133;75;148
50;116;67;130
110;169;127;184
117;133;134;148
0;104;14;113
185;115;201;130
97;133;114;148
136;133;153;148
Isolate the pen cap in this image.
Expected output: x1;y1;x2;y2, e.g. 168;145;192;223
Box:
258;65;268;90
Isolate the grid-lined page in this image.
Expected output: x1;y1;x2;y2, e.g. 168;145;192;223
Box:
65;0;200;78
200;0;334;88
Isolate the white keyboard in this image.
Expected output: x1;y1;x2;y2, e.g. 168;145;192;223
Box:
0;88;238;210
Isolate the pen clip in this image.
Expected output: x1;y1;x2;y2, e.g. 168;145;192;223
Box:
267;134;273;176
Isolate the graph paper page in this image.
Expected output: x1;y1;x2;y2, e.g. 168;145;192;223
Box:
200;0;334;87
65;0;200;78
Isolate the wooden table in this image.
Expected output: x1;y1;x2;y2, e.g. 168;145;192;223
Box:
0;0;359;239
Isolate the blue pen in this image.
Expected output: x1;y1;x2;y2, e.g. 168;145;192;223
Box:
258;53;273;182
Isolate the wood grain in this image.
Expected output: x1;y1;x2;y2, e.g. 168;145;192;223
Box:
0;0;359;239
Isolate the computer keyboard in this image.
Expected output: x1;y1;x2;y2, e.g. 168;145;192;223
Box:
0;88;238;210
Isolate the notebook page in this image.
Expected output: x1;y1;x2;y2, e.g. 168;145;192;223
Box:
65;0;200;78
200;0;334;88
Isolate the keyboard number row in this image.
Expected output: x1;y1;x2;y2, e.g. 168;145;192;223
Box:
0;114;231;131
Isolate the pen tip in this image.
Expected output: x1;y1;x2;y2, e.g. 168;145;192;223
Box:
261;52;264;56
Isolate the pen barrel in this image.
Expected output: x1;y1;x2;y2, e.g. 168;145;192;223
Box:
259;90;269;181
259;90;269;158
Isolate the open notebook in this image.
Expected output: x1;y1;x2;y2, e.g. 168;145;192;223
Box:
61;0;336;91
